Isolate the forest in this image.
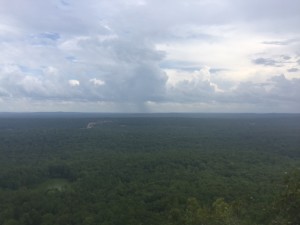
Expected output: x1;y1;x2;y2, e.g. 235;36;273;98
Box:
0;113;299;225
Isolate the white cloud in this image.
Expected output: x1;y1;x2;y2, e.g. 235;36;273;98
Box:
43;66;58;76
89;78;105;86
68;80;80;87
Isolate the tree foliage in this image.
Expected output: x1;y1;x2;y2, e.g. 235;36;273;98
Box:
0;115;299;225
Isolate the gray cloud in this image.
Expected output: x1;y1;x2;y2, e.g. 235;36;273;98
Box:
252;55;297;67
159;60;202;71
231;75;300;105
288;68;299;73
165;72;300;112
0;33;167;104
231;0;300;34
0;0;300;112
167;80;216;103
281;55;291;60
263;40;290;46
262;39;300;46
252;58;279;66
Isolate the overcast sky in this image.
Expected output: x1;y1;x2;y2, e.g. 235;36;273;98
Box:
0;0;300;112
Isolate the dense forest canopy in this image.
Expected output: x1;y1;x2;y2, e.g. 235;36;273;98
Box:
0;113;299;225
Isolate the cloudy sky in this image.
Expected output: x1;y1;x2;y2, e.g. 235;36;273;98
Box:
0;0;300;112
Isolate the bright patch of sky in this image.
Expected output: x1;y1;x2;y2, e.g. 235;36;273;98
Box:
0;0;299;112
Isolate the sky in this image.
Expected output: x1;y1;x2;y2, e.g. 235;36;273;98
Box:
0;0;300;113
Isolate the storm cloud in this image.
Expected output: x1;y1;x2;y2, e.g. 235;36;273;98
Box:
0;0;299;112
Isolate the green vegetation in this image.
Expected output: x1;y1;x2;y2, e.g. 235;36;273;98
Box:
0;114;299;225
